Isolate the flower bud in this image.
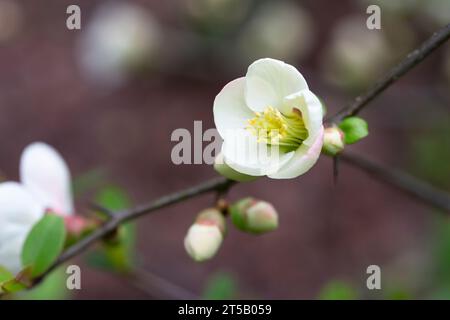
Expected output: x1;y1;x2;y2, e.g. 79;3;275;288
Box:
60;214;98;246
230;198;278;234
184;208;225;262
322;126;345;156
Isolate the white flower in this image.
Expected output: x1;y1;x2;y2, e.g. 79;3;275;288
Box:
238;1;314;63
184;224;223;262
0;142;74;273
77;2;161;88
213;58;324;179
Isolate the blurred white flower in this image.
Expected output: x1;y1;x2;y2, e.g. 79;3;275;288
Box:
423;0;450;26
356;0;419;14
238;1;314;63
214;58;323;179
0;0;23;43
78;1;161;88
0;143;74;273
322;15;416;91
322;16;392;91
184;0;252;33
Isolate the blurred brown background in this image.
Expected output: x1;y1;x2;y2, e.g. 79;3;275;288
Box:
0;0;449;299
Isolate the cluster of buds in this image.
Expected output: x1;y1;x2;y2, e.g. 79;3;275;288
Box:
184;198;279;262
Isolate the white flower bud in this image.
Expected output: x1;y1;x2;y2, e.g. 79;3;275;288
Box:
184;224;223;262
184;208;225;262
322;126;345;156
231;198;279;234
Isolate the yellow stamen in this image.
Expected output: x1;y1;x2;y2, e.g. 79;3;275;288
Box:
246;106;308;152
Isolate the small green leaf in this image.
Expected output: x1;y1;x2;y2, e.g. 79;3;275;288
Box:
21;215;66;278
0;266;14;284
18;267;70;300
319;280;358;300
339;116;369;144
96;185;131;211
1;279;27;293
86;223;136;273
203;272;237;300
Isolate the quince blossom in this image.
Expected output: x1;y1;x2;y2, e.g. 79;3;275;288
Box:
213;58;323;179
0;142;75;273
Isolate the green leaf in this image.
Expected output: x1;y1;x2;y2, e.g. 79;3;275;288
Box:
87;223;136;273
96;185;131;211
2;279;27;293
318;280;358;300
0;266;14;284
408;116;450;189
18;267;70;300
384;286;412;300
339;116;369;144
203;272;237;300
21;215;66;278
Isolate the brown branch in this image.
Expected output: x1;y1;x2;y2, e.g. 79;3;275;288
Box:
340;151;450;213
326;23;450;124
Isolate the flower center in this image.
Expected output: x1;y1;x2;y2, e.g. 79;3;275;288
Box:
246;106;308;152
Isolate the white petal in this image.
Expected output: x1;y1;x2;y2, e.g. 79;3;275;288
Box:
221;128;295;176
0;182;44;226
213;152;259;182
268;127;324;179
213;77;255;138
284;89;323;146
0;182;45;274
20;142;74;215
245;58;309;113
0;234;27;275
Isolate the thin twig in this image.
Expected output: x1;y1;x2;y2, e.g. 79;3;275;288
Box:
340;151;450;213
326;23;450;124
128;267;199;300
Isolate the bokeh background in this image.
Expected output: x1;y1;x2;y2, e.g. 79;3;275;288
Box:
0;0;449;299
